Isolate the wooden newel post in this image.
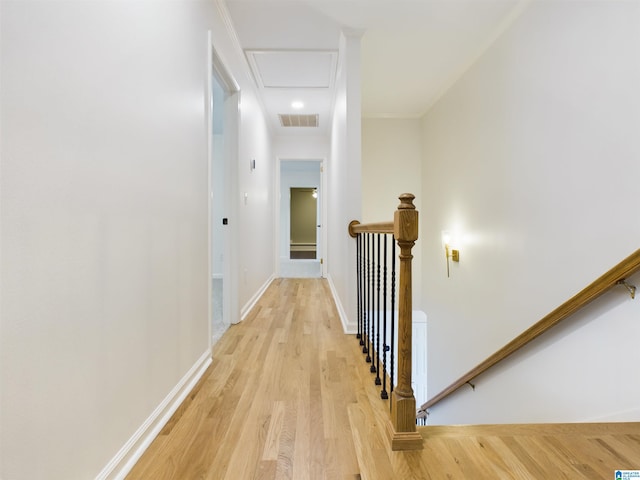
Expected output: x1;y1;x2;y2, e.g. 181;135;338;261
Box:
387;193;423;451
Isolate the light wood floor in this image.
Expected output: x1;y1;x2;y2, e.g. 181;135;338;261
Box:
127;278;640;480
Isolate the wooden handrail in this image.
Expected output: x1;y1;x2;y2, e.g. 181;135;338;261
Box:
419;248;640;415
348;220;394;236
349;193;423;451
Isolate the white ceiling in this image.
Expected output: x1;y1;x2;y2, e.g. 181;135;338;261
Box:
224;0;525;135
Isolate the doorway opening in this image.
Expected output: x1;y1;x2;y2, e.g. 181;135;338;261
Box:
289;187;318;260
279;160;323;278
208;40;240;348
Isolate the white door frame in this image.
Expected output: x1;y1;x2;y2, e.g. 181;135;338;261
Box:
207;33;241;353
275;157;327;278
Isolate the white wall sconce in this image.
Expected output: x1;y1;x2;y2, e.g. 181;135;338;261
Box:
442;231;460;278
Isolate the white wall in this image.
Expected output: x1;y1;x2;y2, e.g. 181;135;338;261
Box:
1;3;214;479
362;119;422;223
361;118;423;310
327;31;362;333
235;90;274;314
274;135;329;161
0;1;275;479
422;0;640;424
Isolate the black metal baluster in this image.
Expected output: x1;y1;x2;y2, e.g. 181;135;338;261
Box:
361;233;365;344
357;235;360;333
363;233;370;357
370;233;377;373
366;233;372;362
362;233;369;354
390;235;396;397
356;233;361;342
381;234;389;399
375;233;381;384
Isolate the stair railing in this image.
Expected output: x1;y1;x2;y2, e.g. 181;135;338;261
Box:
418;248;640;420
349;193;423;451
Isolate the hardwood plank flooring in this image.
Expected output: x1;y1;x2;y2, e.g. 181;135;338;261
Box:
352;422;640;479
127;278;368;480
127;278;640;479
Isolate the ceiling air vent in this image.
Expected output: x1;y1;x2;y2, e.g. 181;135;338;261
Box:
278;114;319;128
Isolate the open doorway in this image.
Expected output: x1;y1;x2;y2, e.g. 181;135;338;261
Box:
279;160;323;278
209;42;240;348
290;187;318;260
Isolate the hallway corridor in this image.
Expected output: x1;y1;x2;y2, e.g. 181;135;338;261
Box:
125;278;640;479
126;278;370;479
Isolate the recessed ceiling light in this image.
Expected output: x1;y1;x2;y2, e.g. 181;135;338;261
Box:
291;101;304;110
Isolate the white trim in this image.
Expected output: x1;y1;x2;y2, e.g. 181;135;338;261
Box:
215;0;273;135
245;49;338;89
290;244;317;252
240;274;275;321
320;160;327;278
362;111;425;120
212;273;223;280
214;0;245;95
95;351;212;480
274;157;281;278
581;406;640;423
206;31;214;359
208;45;241;330
276;157;327;278
327;274;357;334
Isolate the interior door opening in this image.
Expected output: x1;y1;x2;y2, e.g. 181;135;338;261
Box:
279;160;323;278
209;42;240;347
289;187;317;260
211;65;227;345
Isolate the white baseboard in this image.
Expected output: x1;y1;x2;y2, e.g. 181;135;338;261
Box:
326;274;357;334
240;274;275;321
95;351;212;480
290;243;317;252
581;406;640;423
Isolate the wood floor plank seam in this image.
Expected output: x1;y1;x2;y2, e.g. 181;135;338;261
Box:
126;279;640;480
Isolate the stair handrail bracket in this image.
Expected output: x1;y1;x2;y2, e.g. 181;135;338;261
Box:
388;193;423;450
418;247;640;416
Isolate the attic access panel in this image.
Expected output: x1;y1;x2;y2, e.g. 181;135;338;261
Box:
246;50;337;89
